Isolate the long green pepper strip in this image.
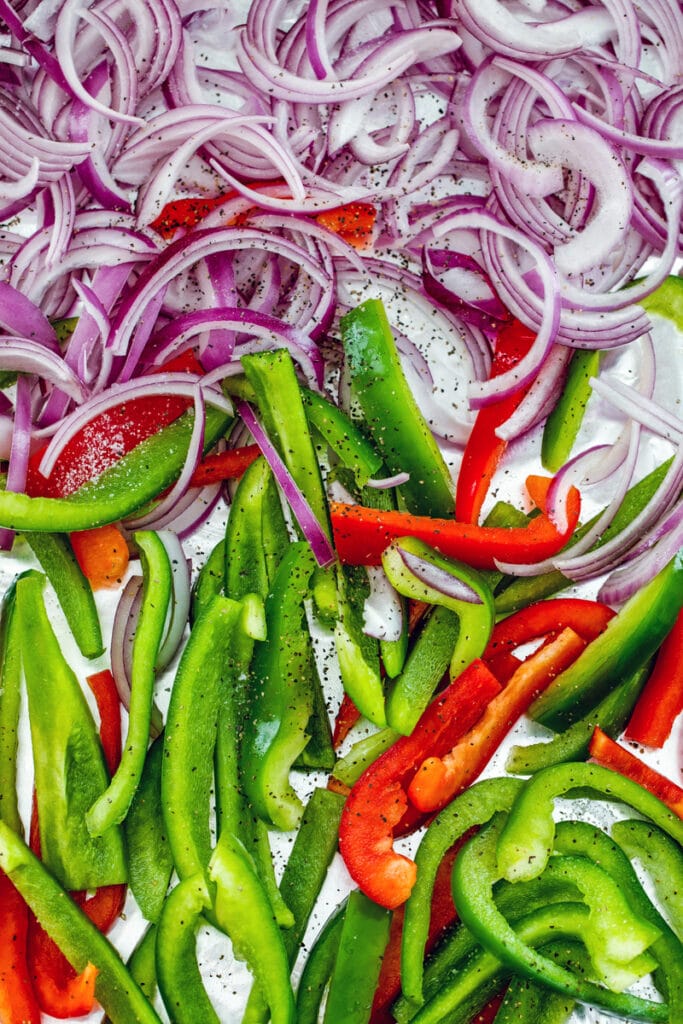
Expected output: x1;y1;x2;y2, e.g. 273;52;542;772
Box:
0;576;22;833
295;901;346;1024
88;531;172;837
612;819;683;941
323;890;391;1024
124;733;174;923
128;925;158;1006
335;563;385;727
0;820;162;1024
491;941;590;1024
541;349;602;473
302;387;383;487
24;531;104;658
155;874;221;1024
17;570;126;889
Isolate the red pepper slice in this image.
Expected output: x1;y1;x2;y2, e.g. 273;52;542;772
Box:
625;609;683;748
330;476;580;568
0;870;41;1024
315;201;376;249
409;628;587;813
69;523;130;591
338;659;502;909
589;727;683;819
455;320;536;524
188;444;261;487
332;692;362;749
483;597;616;682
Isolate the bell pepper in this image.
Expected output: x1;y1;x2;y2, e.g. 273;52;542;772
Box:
128;925;158;1006
0;870;41;1024
332;726;400;788
23;531;104;658
381;537;495;681
155;874;220;1024
0;576;23;836
190;537;225;622
315;201;377;248
188;443;260;486
455;318;536;524
338;659;502;909
125;734;174;923
333;692;362;748
482;597;615;683
452;815;667;1021
209;831;296;1024
625;609;683;747
335;563;386;727
69;523;130;591
529;548;683;730
409;627;586;814
491;942;589;1024
302;387;383;488
541;349;602;473
340;298;454;518
87;531;173;837
16;571;126;889
588;727;683;818
0;822;163;1024
296;900;347;1024
241;542;318;831
612;818;683;942
330;475;580;568
497;762;683;886
505;661;650;774
323;890;391;1024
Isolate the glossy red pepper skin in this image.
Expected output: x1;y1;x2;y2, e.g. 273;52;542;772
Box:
625;609;683;747
0;870;41;1024
483;597;616;682
330;479;580;569
455;320;536;524
189;444;261;487
589;727;683;819
338;660;501;909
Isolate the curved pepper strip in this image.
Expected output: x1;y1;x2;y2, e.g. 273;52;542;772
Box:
87;531;172;837
409;628;587;814
330;477;580;568
400;776;524;1011
612;818;683;941
338;659;502;909
491;940;589;1024
451;815;669;1022
155;874;220;1024
496;762;683;885
455;318;536;524
0;822;163;1024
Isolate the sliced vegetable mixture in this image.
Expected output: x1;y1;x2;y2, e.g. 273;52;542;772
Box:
0;2;682;1024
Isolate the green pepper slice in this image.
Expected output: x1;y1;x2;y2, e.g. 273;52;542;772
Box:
156;874;220;1024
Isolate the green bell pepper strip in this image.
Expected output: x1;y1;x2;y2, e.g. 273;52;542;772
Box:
24;531;104;658
241;349;330;535
210;831;296;1024
241;541;317;831
529;548;683;730
452;815;669;1022
0;404;231;532
381;537;495;679
295;901;346;1024
0;820;162;1024
128;925;158;1006
340;298;454;517
497;762;683;885
541;350;602;473
639;273;683;328
613;819;683;941
155;874;221;1024
505;661;650;774
495;457;673;615
162;593;243;882
492;941;590;1024
386;606;460;735
87;530;172;837
302;386;383;487
335;563;385;727
124;733;174;923
243;786;345;1023
323;889;391;1024
16;570;126;889
224;455;290;603
332;726;399;787
190;537;225;623
400;776;524;1010
554;818;683;1019
0;575;22;833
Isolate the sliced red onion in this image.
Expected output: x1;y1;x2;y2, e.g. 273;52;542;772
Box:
0;375;32;551
155;530;191;670
0;281;59;349
110;575;143;713
590;376;683;443
237;400;335;569
0;338;86;402
362;566;403;642
366;472;410;490
454;0;614;58
495;345;572;442
400;548;484;605
599;514;683;606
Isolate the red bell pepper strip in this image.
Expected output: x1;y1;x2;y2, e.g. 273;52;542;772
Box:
188;444;261;487
589;727;683;819
483;597;615;682
332;692;362;749
455;320;536;525
315;202;376;249
0;870;41;1024
625;609;683;748
338;659;502;909
330;476;580;568
26;668;125;1018
409;627;587;813
69;523;130;591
